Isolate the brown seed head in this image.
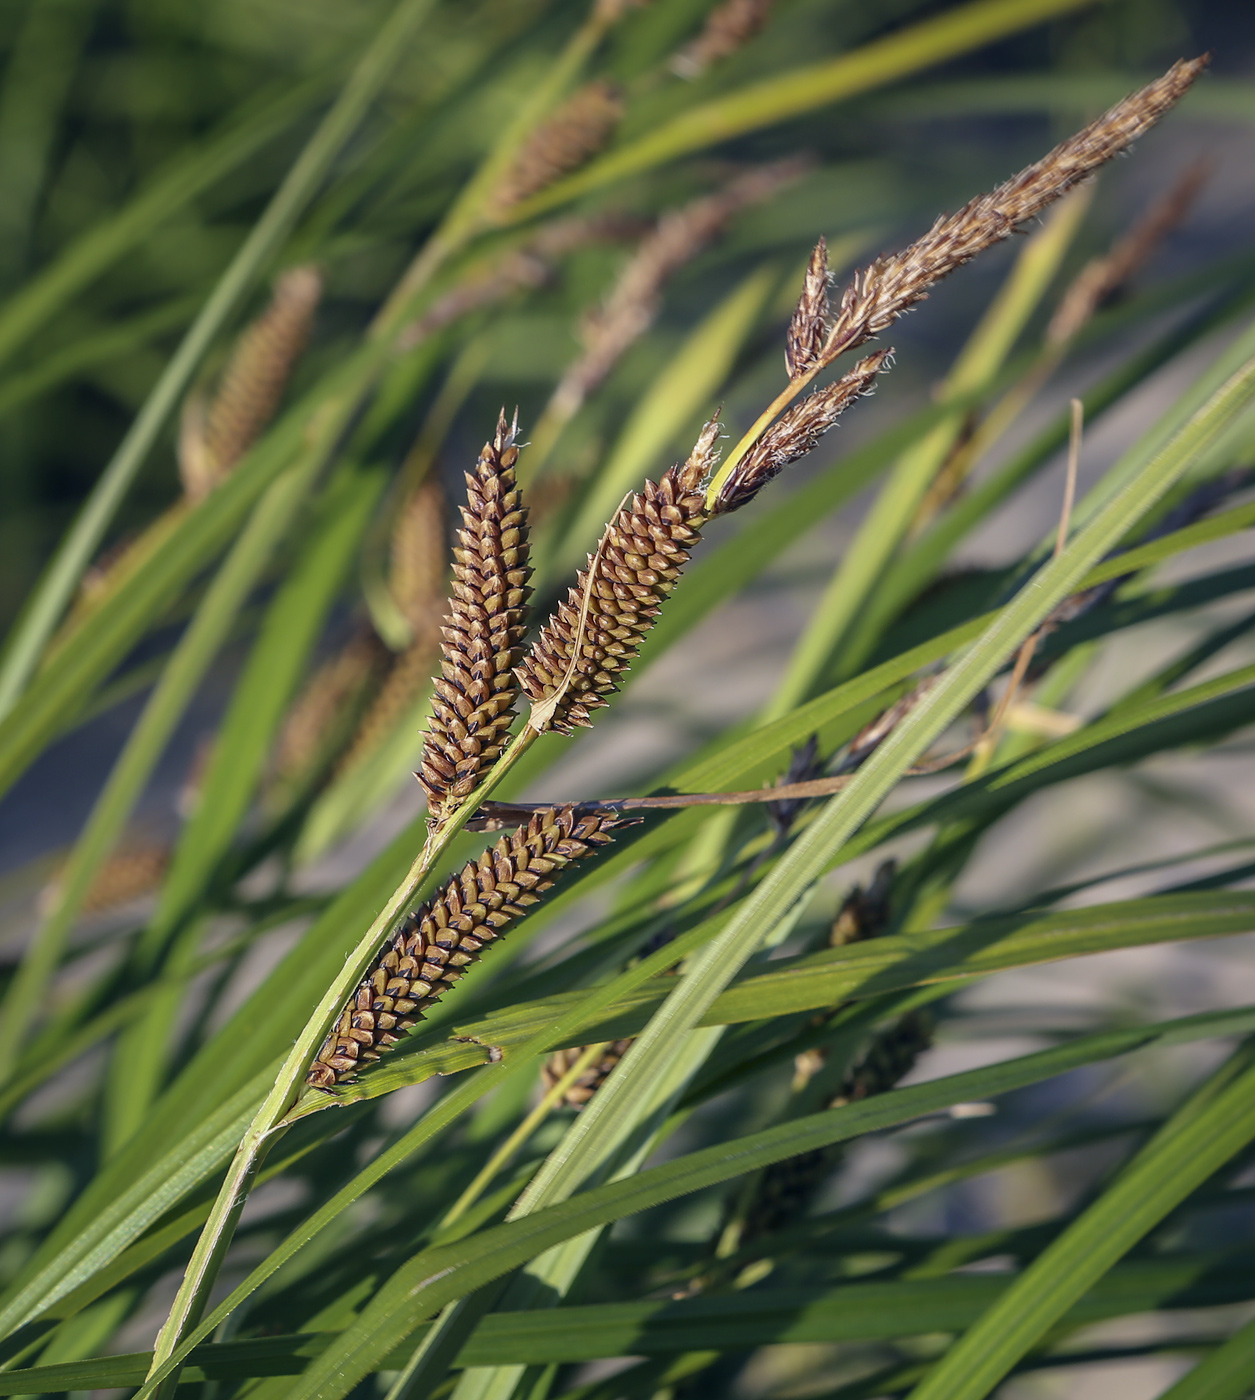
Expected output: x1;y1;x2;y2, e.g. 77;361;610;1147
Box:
548;162;804;423
307;807;619;1088
542;1038;636;1109
714;350;888;515
338;638;441;779
829;859;896;947
745;1007;932;1243
820;59;1206;368
419;412;531;823
180;266;322;501
41;843;171;919
272;628;391;787
671;0;774;78
390;474;449;640
786;237;830;381
495;80;624;213
1046;160;1207;346
518;418;722;734
395;213;644;355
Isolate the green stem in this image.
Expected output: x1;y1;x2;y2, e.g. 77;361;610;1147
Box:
440;1042;610;1230
144;726;538;1395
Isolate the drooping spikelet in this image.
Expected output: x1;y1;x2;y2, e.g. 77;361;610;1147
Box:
713;350;888;514
494;80;624;213
818;59;1205;368
419;413;531;822
180;266;322;501
707;58;1206;516
307;807;619;1088
518;419;722;734
671;0;775;78
546;163;802;424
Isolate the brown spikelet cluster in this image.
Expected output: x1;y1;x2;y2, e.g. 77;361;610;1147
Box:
714;350;888;515
671;0;774;78
389;475;449;639
786;237;830;381
271;630;391;790
419;413;531;821
329;475;450;776
704;59;1206;518
179;266;322;502
336;641;440;777
542;1038;635;1108
518;419;721;734
307;807;619;1088
495;80;624;212
829;859;896;948
547;163;804;424
397;214;643;354
743;1008;933;1244
41;843;172;918
1046;160;1206;347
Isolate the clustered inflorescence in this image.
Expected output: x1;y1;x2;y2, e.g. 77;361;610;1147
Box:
308;60;1206;1090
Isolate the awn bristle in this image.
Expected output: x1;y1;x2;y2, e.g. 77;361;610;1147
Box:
307;807;619;1088
1046;160;1206;346
495;80;624;212
671;0;774;78
179;266;321;502
518;419;721;734
546;162;803;423
419;412;531;821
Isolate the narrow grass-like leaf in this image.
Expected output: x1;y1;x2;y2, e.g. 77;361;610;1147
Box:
102;466;385;1151
508;0;1105;219
1155;1315;1255;1400
0;0;437;718
0;453;326;1077
905;1049;1255;1400
8;1252;1255;1391
265;1004;1255;1400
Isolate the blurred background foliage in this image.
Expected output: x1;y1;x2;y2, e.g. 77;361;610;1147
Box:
0;0;1246;638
